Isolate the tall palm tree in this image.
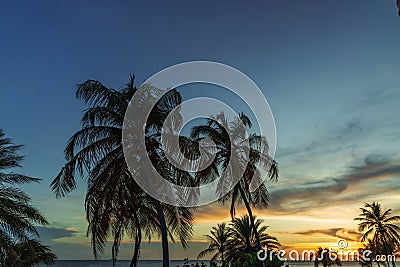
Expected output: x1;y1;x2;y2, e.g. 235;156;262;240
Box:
191;112;278;258
225;215;280;264
0;129;55;266
197;223;231;262
51;76;194;267
355;202;400;267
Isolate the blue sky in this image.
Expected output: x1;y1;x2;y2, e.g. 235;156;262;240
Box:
1;0;400;260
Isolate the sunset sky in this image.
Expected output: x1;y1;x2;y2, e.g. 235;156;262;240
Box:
1;0;400;260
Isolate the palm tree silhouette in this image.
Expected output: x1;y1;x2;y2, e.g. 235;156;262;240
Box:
358;238;383;267
197;223;231;262
191;112;278;264
225;215;280;264
397;0;400;16
51;76;194;267
314;247;341;267
3;239;57;267
86;174;161;267
0;129;55;266
355;202;400;267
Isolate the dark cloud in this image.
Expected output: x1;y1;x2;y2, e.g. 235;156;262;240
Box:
277;85;400;165
277;117;365;163
295;228;361;242
276;147;297;158
334;119;363;141
36;226;78;243
345;156;400;184
270;155;400;213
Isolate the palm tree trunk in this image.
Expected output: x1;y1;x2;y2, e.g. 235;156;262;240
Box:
130;214;142;267
238;186;262;250
238;185;265;267
382;234;393;267
154;199;169;267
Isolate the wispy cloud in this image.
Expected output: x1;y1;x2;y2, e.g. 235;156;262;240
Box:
294;228;361;242
269;154;400;215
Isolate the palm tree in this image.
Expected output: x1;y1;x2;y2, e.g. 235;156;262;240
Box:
396;0;400;16
3;239;57;267
86;173;160;267
314;247;341;267
197;223;231;262
51;76;194;267
0;129;55;266
191;112;278;258
355;202;400;267
225;215;280;264
358;239;380;267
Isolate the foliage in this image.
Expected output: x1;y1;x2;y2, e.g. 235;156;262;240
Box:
0;129;56;266
191;112;278;218
191;112;278;257
355;202;400;267
198;215;281;266
358;240;374;267
51;75;194;267
177;258;207;267
197;223;231;262
230;253;283;267
2;239;57;267
314;247;341;267
225;215;280;263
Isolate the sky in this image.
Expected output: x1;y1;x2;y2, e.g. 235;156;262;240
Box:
1;0;400;261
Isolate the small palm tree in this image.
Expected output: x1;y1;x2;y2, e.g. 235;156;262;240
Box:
355;202;400;267
225;215;280;263
358;239;380;267
197;223;231;262
314;247;341;267
0;129;56;266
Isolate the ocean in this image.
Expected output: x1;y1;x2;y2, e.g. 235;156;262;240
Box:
45;260;209;267
44;260;363;267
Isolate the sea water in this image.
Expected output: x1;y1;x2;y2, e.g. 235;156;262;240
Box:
44;260;209;267
44;260;364;267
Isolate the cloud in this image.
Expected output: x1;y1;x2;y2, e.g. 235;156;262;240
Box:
277;117;365;163
294;228;361;242
36;155;399;260
269;154;400;214
188;154;400;234
277;84;400;168
36;226;78;243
